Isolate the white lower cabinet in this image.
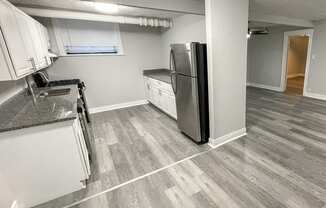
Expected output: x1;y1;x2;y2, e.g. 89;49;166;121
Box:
0;119;90;208
144;77;177;119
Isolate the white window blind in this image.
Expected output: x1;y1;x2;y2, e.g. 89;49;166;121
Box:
54;19;123;55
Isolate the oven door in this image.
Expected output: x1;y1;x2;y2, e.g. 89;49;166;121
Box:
77;100;93;163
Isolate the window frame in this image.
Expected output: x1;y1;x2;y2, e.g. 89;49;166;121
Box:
52;19;125;57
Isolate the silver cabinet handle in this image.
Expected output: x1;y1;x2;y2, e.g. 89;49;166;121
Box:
44;56;48;65
28;57;37;71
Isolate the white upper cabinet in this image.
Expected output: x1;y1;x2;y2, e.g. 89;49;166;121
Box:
0;0;51;81
39;24;52;65
27;19;47;69
0;1;34;79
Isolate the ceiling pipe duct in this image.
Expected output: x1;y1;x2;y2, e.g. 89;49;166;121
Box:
18;6;173;28
247;27;270;39
248;27;270;35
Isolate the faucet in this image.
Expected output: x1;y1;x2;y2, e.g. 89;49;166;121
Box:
25;75;37;103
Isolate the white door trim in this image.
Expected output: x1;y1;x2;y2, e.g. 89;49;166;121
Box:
280;29;314;95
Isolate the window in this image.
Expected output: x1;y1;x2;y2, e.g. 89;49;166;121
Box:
52;19;123;56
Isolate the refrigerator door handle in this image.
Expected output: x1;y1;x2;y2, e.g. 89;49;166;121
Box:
170;50;177;94
169;49;175;72
171;71;177;94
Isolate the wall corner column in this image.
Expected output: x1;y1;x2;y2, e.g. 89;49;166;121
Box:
205;0;249;146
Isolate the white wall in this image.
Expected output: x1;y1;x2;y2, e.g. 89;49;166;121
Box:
0;80;25;105
306;21;326;96
161;14;206;68
206;0;248;141
48;24;165;109
247;26;302;89
46;15;206;109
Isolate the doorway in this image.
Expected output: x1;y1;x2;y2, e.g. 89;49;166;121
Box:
285;36;309;95
281;29;314;96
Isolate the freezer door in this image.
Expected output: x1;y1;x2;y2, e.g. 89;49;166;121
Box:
171;43;198;77
176;74;201;142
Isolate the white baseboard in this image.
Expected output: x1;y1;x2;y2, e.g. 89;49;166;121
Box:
90;100;149;114
287;73;305;79
304;92;326;101
209;128;247;149
247;82;283;92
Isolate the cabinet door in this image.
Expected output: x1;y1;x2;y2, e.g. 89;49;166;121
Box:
40;25;51;66
27;19;47;69
153;87;162;107
0;1;34;78
146;78;158;105
159;90;177;119
167;94;177;119
144;78;150;100
0;33;13;81
73;119;91;179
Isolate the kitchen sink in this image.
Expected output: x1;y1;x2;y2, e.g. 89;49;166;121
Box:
39;88;71;97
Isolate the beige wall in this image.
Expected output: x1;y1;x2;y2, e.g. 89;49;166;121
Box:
287;36;308;77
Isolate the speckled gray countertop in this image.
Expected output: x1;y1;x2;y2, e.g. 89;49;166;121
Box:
0;85;79;133
143;69;172;84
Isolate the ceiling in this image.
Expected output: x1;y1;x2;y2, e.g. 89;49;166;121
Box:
249;0;326;21
248;21;278;28
9;0;184;19
9;0;326;22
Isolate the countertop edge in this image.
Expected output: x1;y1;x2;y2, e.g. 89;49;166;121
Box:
0;117;77;133
143;69;172;84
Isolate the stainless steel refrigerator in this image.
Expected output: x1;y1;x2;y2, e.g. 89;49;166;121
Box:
170;42;209;144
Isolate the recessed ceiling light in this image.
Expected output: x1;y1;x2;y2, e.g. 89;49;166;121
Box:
83;1;119;13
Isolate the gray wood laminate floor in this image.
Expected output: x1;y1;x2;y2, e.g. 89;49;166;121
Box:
34;103;209;208
36;87;326;208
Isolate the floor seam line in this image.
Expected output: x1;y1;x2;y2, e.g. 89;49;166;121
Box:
62;146;213;208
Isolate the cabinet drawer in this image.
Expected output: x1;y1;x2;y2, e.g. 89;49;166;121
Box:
148;78;161;87
160;82;174;95
148;77;174;95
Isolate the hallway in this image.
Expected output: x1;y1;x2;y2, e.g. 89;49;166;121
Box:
285;76;305;95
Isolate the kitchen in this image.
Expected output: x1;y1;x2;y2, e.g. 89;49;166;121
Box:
0;0;209;207
3;0;326;208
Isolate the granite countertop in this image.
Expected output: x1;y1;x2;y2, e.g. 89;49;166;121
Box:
143;69;172;84
0;85;79;133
